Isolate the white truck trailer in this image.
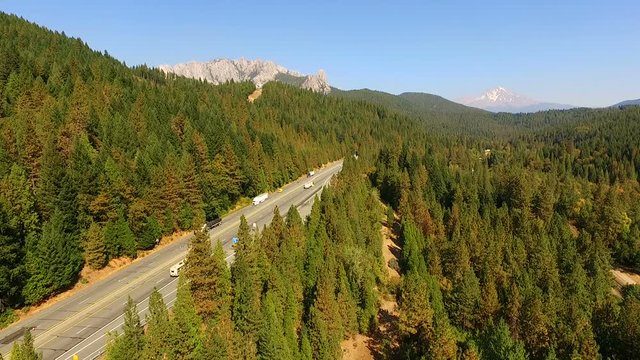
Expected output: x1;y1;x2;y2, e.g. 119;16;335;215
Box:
252;193;269;205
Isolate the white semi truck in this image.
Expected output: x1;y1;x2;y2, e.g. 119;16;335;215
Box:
252;193;269;205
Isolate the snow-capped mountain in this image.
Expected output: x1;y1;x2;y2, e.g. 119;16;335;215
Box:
158;58;331;94
457;86;574;113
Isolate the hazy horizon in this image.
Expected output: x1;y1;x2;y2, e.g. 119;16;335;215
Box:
4;0;639;107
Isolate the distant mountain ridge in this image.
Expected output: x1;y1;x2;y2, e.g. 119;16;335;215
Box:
158;58;331;94
612;98;640;108
332;88;485;116
457;86;574;113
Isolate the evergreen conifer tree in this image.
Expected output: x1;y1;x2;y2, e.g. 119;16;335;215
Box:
138;216;162;250
232;216;261;342
169;276;203;359
9;328;42;360
257;291;293;360
306;305;338;360
479;319;528;360
84;222;106;270
0;204;24;310
105;297;144;360
103;213;137;259
184;230;231;322
35;139;63;220
141;288;170;360
1;164;39;238
23;209;83;304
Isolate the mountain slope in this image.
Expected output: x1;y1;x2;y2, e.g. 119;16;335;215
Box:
0;11;426;320
332;88;485;115
612;98;640;108
158;58;331;94
330;88;509;137
458;86;574;113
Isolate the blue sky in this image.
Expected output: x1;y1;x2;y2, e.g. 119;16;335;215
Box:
3;0;639;107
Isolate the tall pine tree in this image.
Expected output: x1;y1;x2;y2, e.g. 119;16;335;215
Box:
23;209;83;304
105;297;144;360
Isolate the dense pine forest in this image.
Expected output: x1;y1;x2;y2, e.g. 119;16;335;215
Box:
1;12;640;360
105;158;383;360
0;12;418;322
372;119;640;358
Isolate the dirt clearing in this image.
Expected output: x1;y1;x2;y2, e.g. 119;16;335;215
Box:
341;209;401;359
248;87;262;102
611;268;640;287
381;218;401;280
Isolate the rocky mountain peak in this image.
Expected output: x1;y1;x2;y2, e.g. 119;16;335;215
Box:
302;69;331;94
158;58;330;94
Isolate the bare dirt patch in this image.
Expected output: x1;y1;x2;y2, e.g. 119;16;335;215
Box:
568;221;579;238
610;268;640;298
341;209;401;360
248;87;262;103
342;334;375;360
381;220;401;280
611;268;640;287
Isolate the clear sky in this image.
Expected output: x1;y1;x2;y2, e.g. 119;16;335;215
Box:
3;0;639;107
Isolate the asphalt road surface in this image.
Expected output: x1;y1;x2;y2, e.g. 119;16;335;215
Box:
0;160;343;360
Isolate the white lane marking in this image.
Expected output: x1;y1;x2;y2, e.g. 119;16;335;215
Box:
83;295;180;360
75;326;85;335
55;163;343;360
56;278;178;360
78;297;91;305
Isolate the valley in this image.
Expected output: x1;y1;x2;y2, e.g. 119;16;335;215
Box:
1;6;639;360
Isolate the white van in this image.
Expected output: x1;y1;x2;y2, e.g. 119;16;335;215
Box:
170;260;185;277
304;181;314;189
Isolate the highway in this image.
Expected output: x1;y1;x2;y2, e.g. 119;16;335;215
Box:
0;160;343;360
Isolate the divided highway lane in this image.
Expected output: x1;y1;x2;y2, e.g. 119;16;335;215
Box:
0;160;343;360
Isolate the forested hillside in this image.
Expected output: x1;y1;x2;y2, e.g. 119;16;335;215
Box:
331;89;483;116
0;12;420;321
105;158;383;359
2;11;640;360
373;105;640;358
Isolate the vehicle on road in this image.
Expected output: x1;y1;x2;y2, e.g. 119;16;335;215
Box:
304;181;314;189
308;170;315;177
200;218;221;231
253;193;268;205
232;236;239;246
170;260;185;277
206;217;222;230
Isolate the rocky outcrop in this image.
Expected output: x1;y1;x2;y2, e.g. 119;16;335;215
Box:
158;58;330;94
301;69;331;94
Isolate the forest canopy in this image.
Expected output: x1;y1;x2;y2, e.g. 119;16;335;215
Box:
2;11;640;359
0;12;422;315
